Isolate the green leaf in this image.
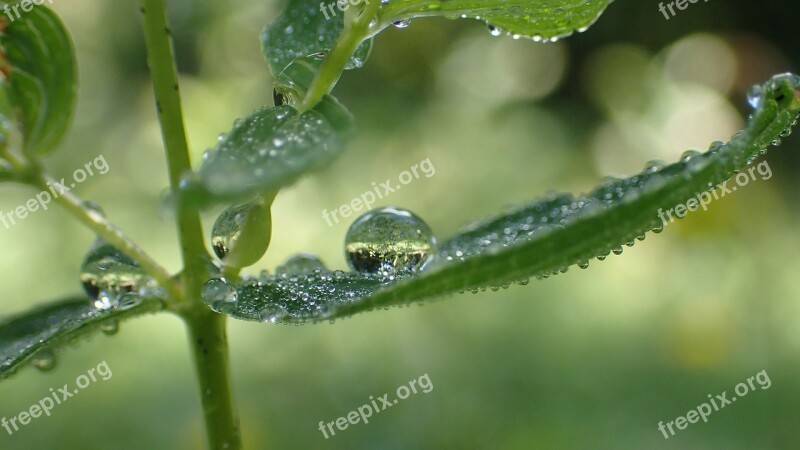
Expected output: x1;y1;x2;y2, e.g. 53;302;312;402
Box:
0;296;163;379
381;0;615;41
0;3;78;156
183;96;353;207
261;0;372;77
202;73;800;323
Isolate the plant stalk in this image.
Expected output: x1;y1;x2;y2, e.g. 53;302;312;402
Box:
183;308;242;450
298;0;382;111
139;1;241;448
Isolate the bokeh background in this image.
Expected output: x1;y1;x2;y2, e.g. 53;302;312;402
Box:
1;0;800;448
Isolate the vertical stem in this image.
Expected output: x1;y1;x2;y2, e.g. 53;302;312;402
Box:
139;1;241;449
139;0;208;283
184;309;242;450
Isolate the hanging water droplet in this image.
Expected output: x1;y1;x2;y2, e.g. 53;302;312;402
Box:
202;278;238;305
771;138;782;146
277;253;327;275
31;350;56;371
487;25;502;36
747;85;764;109
100;320;120;336
578;260;590;269
345;207;437;275
211;198;272;268
612;246;624;255
392;20;410;29
81;239;151;309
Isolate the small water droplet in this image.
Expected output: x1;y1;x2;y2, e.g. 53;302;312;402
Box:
31;350;56;371
487;25;502;36
202;278;238;305
392;20;410;28
578;261;590;269
644;159;665;173
612;246;623;255
747;85;764;109
277;254;327;275
680;150;701;162
345;207;437;275
100;320;120;336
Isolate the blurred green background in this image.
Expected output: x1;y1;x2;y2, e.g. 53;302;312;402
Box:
1;0;800;448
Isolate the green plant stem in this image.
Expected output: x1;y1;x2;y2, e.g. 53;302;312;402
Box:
139;1;241;449
139;0;208;292
298;0;382;111
183;308;242;450
28;173;178;296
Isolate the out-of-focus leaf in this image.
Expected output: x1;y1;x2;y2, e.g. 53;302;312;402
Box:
261;0;372;76
0;3;77;155
0;296;163;379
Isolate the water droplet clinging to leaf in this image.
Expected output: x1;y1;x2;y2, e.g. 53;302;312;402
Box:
345;207;437;275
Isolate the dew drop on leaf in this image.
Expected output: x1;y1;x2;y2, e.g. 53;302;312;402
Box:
392;20;410;29
345;207;437;275
276;253;327;275
80;239;151;309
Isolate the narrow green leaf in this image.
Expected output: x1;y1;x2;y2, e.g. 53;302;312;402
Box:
0;296;163;379
183;99;353;207
0;3;77;155
381;0;615;41
202;73;800;323
261;0;372;77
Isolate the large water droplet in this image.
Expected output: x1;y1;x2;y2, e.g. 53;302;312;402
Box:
211;198;272;268
81;239;150;309
345;207;437;275
277;254;327;275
